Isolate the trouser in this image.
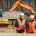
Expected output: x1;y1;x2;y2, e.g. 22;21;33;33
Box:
16;30;24;33
26;24;34;33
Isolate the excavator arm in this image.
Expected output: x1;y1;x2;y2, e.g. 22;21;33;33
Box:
10;1;20;11
19;2;36;13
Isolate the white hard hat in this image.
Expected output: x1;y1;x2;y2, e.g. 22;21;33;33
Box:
19;13;24;16
30;15;35;18
16;13;24;19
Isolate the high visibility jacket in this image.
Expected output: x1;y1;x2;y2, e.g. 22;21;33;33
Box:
26;20;33;32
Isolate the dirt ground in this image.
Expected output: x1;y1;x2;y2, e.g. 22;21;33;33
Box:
0;28;36;36
0;32;36;36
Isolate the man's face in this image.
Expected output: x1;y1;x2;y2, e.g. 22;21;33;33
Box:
20;15;24;19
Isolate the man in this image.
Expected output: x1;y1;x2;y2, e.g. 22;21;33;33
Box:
15;13;25;33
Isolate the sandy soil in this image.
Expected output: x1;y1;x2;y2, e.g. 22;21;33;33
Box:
0;32;36;36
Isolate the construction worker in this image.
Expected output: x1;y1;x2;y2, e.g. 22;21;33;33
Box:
26;14;35;33
15;13;25;33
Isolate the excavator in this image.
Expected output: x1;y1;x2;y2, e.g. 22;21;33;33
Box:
9;0;36;14
0;0;36;32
